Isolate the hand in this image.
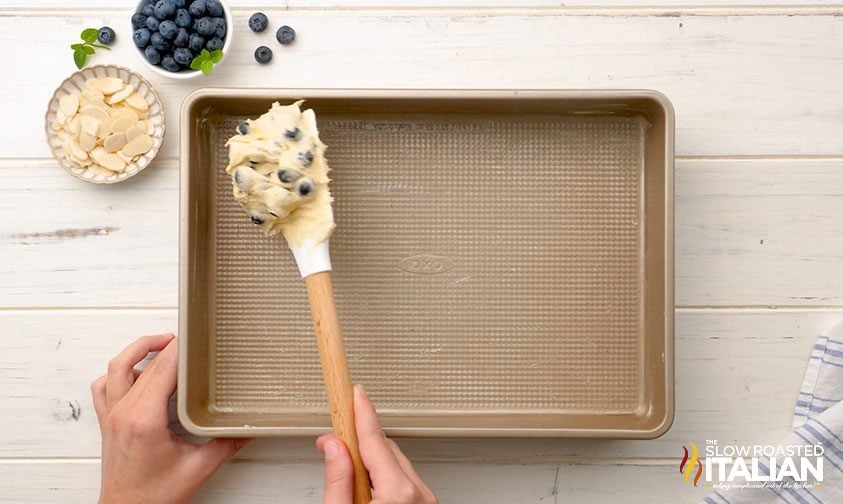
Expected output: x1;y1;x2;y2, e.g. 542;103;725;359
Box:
317;385;437;504
91;334;250;504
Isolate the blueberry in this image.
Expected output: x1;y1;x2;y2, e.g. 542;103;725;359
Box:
188;33;205;52
254;45;272;64
250;215;264;225
196;17;216;36
249;12;268;33
276;25;295;45
133;28;152;48
236;121;249;135
284;127;301;141
278;169;298;183
145;16;160;31
150;32;171;52
154;0;176;20
205;37;223;51
174;8;191;28
141;4;155;16
173;27;189;47
188;0;206;17
144;45;161;65
298;181;313;197
131;13;148;29
214;18;227;38
174;0;185;7
206;0;224;17
161;55;180;72
298;150;314;166
173;47;193;66
159;20;178;40
97;26;116;45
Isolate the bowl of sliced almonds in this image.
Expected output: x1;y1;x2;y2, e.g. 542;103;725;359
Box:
45;64;165;184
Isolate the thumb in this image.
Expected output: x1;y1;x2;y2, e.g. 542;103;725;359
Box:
317;434;354;504
190;438;252;478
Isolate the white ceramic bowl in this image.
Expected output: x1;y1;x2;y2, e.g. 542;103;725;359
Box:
44;65;166;184
131;0;233;80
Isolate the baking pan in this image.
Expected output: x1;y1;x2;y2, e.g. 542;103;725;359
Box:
178;89;674;438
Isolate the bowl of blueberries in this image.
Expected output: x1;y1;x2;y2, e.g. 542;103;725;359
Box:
131;0;232;79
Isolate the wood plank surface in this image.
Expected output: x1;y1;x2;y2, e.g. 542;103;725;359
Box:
3;1;842;8
1;2;841;503
0;10;841;157
0;459;708;504
1;308;839;460
2;158;840;308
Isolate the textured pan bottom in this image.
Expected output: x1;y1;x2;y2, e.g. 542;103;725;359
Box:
209;111;645;415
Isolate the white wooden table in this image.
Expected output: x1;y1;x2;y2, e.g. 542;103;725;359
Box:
1;1;842;502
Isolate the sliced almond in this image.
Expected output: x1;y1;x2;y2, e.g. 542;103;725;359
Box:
124;92;148;112
66;115;80;135
87;164;115;178
51;119;62;131
79;115;101;137
67;137;88;160
55;108;68;125
68;155;90;168
92;77;125;95
80;105;109;120
59;93;79;117
82;99;109;114
107;85;134;105
91;147;127;172
125;125;144;142
117;151;135;163
104;133;127;153
112;108;140;122
109;114;138;134
79;132;97;152
122;134;153;157
145;120;154;135
96;120;111;140
84;78;100;93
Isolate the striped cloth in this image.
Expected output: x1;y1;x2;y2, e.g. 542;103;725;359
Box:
704;321;843;504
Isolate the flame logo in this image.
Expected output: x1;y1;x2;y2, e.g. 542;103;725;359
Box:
679;441;703;487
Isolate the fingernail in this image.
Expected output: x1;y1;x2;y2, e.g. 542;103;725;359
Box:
354;384;366;397
324;440;339;460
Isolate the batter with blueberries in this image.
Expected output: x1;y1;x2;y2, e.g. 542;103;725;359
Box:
224;101;335;247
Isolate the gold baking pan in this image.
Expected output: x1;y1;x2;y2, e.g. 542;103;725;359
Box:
178;89;674;438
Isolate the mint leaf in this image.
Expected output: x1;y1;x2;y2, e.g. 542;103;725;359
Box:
70;43;85;50
81;28;98;44
209;50;223;64
73;48;87;69
190;57;203;71
82;45;95;55
200;60;213;76
200;49;210;59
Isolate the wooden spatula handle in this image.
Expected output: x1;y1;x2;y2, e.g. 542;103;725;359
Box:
305;271;372;504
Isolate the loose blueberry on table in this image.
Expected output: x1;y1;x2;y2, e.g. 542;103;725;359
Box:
254;46;272;64
249;12;269;33
98;26;116;45
132;0;227;74
276;25;296;45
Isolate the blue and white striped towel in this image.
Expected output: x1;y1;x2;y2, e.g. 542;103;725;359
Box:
704;321;843;504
